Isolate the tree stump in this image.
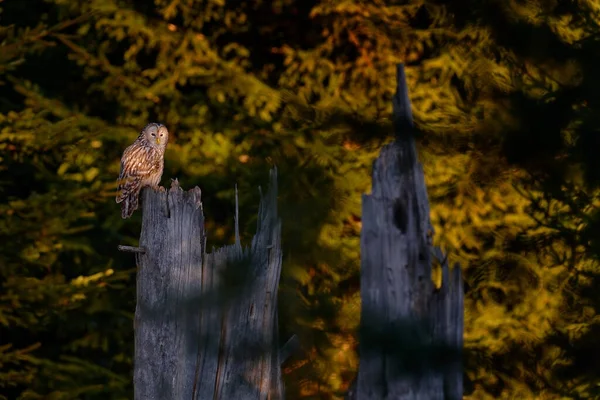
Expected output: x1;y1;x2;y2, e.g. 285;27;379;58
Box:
131;168;284;400
354;64;464;400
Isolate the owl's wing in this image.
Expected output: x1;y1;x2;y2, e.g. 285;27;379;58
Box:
116;145;161;203
118;145;161;177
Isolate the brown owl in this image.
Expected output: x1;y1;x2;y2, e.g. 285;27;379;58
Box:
116;123;169;219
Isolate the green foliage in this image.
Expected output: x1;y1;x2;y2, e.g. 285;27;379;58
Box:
2;0;600;399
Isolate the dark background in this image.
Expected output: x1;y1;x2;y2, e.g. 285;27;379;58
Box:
2;0;600;398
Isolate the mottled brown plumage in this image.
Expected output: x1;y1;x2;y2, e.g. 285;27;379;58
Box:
116;123;168;218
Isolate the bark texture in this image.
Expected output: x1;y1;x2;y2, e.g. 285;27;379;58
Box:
133;169;283;400
354;64;464;400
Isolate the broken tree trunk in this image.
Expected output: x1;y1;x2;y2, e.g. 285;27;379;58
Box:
131;168;284;400
354;64;464;399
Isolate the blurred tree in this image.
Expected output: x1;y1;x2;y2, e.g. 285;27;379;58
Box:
0;15;136;400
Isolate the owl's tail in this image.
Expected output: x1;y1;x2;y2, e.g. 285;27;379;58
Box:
116;176;141;219
118;192;139;219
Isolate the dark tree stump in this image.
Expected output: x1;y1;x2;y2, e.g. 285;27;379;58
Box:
131;169;284;400
354;64;464;400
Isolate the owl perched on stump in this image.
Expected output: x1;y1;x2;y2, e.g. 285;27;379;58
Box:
116;123;169;219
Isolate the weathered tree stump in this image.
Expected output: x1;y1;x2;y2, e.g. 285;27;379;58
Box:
130;168;285;400
353;64;464;399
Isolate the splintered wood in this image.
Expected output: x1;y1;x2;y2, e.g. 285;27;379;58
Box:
354;64;464;400
133;171;284;400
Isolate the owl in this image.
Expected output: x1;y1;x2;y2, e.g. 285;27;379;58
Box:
116;123;169;219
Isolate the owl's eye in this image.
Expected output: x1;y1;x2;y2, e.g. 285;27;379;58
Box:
151;133;156;137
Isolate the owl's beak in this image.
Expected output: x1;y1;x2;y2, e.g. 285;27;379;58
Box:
156;137;161;145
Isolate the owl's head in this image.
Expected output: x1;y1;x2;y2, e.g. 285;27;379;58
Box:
141;122;169;151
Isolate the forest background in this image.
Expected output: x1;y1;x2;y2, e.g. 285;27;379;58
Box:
2;0;600;399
